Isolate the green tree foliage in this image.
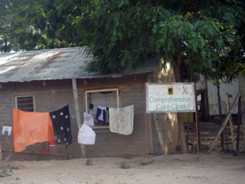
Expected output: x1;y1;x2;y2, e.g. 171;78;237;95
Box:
86;0;245;78
0;0;97;50
0;0;244;79
0;0;16;52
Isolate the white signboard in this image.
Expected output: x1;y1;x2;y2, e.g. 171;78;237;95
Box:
146;83;196;113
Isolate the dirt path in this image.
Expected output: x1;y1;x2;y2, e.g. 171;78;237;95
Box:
0;153;245;184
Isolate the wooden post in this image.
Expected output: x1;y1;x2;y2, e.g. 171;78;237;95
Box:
153;114;166;155
146;114;154;154
236;96;242;153
194;112;200;153
0;142;2;160
194;84;200;153
144;80;154;154
226;95;236;153
180;119;187;153
0;130;3;160
72;78;86;157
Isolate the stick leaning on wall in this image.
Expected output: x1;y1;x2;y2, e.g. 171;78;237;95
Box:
208;93;240;153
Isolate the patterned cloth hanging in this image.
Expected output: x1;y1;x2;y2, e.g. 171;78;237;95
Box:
50;105;72;144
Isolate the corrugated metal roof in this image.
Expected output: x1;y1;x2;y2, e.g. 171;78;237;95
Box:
0;47;153;83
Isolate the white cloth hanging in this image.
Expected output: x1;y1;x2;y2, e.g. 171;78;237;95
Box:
83;112;94;127
77;124;96;145
1;126;12;136
109;105;134;135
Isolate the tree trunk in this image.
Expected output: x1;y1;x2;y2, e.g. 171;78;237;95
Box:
150;58;177;154
216;79;224;151
173;54;187;153
151;61;168;155
151;54;188;154
216;80;222;115
3;39;8;52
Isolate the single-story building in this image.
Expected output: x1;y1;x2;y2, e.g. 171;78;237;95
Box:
0;47;159;159
0;47;244;160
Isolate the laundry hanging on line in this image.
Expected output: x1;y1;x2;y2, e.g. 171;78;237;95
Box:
1;126;12;136
83;112;94;127
78;112;96;145
13;108;55;152
109;105;134;135
50;105;72;145
96;106;107;124
95;106;109;125
78;124;96;145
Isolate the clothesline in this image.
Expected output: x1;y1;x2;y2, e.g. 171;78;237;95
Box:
11;104;134;153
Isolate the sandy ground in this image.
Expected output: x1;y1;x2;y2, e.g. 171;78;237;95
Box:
0;153;245;184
